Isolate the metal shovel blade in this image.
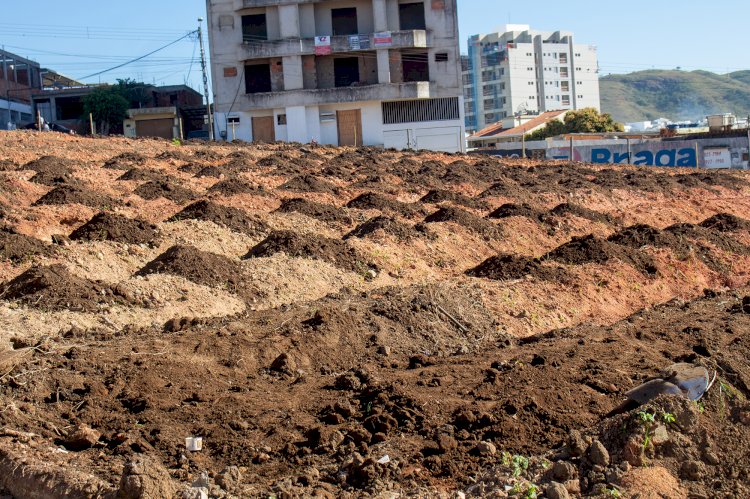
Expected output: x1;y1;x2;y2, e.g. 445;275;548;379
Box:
625;379;684;405
662;363;711;401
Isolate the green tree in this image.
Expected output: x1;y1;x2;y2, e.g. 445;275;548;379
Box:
82;86;130;135
525;108;624;141
526;120;567;141
114;78;151;109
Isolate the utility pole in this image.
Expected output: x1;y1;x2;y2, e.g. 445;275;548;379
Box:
197;18;214;141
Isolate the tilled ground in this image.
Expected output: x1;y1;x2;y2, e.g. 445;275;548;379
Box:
0;131;750;498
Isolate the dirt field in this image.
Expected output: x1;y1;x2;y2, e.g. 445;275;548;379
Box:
1;131;750;498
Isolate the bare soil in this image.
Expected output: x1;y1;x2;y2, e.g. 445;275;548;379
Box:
1;132;750;498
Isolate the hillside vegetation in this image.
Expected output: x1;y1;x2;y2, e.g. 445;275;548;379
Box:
600;70;750;123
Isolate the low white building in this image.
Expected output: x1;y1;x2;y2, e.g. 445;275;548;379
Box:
206;0;465;152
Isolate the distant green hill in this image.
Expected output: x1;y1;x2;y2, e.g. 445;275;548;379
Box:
600;70;750;123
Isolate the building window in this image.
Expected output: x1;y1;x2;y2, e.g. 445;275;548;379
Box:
561;81;569;92
402;50;429;82
399;2;426;30
244;63;272;94
485;113;496;122
334;57;360;87
560;67;569;77
562;95;570;105
242;14;268;42
435;52;449;62
559;53;568;64
332;7;358;35
227;116;240;124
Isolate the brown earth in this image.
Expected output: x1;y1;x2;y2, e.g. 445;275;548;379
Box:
1;131;750;497
69;212;159;245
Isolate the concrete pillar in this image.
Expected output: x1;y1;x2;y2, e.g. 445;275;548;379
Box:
278;4;300;38
377;50;391;84
372;0;388;31
282;55;304;90
285;105;308;143
50;96;58;122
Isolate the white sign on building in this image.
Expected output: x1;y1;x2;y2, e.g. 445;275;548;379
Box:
703;147;732;169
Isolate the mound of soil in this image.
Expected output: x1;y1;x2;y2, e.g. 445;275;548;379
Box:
424;207;502;239
33;185;118;208
22;156;76;186
608;223;746;272
168;200;269;237
664;223;750;255
69;212;158;245
608;224;682;249
21;156;75;173
0;264;128;312
176;163;204;175
550;202;616;224
479;177;528;198
117;169;167;182
546;234;658;274
700;213;750;232
191;149;224;162
245;230;374;273
103;152;148;170
347;192;422;217
136;245;245;291
28;170;78;187
133;181;196;204
683;171;748;190
193;165;230;178
154;150;192;163
208;178;267;196
0;228;52;263
276;198;353;225
344;216;430;241
279;175;338;194
488;203;547;222
467;253;570;282
0;159;17;171
419;190;489;210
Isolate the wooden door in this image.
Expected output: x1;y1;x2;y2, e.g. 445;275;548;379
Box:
252;116;276;143
337;110;362;146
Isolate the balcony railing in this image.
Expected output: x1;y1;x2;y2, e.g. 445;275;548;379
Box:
237;81;438;109
239;30;429;60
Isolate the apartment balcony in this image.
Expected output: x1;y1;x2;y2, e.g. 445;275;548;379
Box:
239;81;437;109
238;30;429;60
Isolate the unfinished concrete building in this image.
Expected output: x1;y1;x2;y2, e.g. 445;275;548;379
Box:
206;0;465;152
1;49;43;129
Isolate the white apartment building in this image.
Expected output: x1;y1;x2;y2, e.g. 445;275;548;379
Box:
206;0;466;152
463;25;600;133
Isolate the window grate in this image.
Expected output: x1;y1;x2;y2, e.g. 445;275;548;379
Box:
382;97;460;125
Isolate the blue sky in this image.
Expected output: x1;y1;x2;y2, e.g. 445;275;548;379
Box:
2;0;749;91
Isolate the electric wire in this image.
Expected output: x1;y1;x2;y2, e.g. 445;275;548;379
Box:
78;31;197;80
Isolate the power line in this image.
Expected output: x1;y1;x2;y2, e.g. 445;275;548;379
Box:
79;31;196;81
